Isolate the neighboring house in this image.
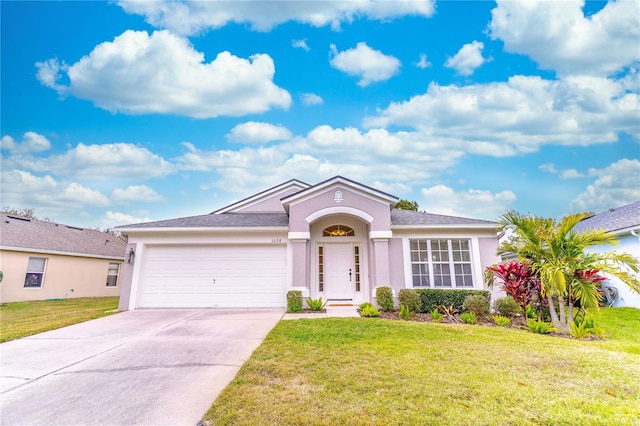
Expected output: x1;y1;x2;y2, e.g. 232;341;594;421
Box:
0;214;128;302
574;201;640;309
115;176;502;310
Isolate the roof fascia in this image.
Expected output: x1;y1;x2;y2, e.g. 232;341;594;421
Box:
114;226;289;233
609;225;640;236
212;179;310;214
391;224;498;231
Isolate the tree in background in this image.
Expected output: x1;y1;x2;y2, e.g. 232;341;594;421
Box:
495;210;640;330
395;199;419;211
1;206;51;221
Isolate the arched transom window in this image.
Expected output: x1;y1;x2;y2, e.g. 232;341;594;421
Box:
323;224;355;237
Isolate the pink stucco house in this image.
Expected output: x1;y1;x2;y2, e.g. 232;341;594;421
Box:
115;176;501;310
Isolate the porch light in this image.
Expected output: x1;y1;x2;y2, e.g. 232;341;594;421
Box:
127;248;135;264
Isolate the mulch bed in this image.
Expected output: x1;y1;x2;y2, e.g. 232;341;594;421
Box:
374;310;530;327
370;310;606;340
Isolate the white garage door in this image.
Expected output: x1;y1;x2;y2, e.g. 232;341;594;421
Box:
137;244;287;308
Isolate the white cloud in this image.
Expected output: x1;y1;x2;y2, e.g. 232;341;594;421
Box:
570;158;640;212
292;39;310;51
118;0;435;35
415;53;431;69
420;185;517;220
0;170;110;218
1;132;51;154
539;163;586;179
329;42;401;87
539;163;558;174
111;185;164;203
226;122;292;144
373;181;412;195
36;30;291;118
365;75;639;156
301;93;324;106
175;124;465;195
559;169;585;179
102;211;153;228
444;41;488;76
5;142;175;180
489;0;640;77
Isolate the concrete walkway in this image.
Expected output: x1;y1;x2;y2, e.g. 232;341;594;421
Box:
282;305;360;320
0;309;284;426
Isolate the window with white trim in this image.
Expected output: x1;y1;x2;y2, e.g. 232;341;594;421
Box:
24;257;47;288
410;239;473;288
318;246;324;292
106;263;120;287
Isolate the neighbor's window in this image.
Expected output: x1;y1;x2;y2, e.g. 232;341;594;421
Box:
106;263;120;287
323;225;355;237
24;257;47;288
410;239;473;288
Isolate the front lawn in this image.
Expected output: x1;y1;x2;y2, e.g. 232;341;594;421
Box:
203;308;640;425
0;297;120;342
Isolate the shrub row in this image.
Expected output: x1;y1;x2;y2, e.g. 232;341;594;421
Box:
415;289;491;313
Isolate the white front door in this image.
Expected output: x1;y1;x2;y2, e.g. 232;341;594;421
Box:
324;244;354;300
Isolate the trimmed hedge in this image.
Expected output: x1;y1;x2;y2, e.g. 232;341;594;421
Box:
416;289;491;313
375;286;395;312
398;289;421;313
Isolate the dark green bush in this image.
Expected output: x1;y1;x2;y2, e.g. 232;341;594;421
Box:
286;290;303;313
398;289;420;313
416;289;490;313
376;286;395;312
463;294;490;317
493;296;520;317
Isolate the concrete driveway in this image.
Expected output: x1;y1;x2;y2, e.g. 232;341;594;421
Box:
0;308;284;425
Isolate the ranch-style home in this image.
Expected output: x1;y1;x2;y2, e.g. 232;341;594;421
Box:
0;213;127;303
115;176;502;311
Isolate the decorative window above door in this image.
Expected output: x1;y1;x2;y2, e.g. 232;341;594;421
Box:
323;225;355;237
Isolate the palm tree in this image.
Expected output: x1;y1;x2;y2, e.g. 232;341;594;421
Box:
497;210;639;330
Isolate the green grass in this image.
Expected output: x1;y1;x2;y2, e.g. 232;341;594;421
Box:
0;297;119;342
203;307;640;425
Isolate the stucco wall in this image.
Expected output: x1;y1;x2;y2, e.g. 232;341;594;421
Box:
0;250;122;303
388;237;405;296
288;187;392;233
478;236;506;301
117;243;136;311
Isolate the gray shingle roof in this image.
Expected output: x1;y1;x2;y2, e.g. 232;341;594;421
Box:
574;201;640;233
1;214;127;258
391;209;497;226
116;212;290;229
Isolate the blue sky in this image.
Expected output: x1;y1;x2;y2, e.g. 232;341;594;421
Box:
1;0;638;229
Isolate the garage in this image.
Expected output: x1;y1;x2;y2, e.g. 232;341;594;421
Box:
136;244;287;308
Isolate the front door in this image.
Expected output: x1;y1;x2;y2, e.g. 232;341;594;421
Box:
324;244;354;300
